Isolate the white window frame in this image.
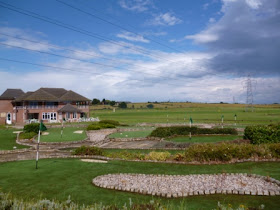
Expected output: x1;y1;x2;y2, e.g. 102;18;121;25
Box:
73;112;77;119
42;112;57;120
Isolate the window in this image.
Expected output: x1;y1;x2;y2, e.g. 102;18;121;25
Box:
42;112;57;120
66;112;70;119
73;112;77;119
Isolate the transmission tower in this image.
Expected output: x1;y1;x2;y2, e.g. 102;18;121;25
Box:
244;74;254;112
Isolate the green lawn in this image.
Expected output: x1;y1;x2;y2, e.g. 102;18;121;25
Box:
109;130;153;138
91;103;280;125
0;129;29;150
0;159;279;209
40;127;87;142
167;135;240;143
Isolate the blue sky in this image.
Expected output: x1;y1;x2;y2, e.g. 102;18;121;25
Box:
0;0;279;103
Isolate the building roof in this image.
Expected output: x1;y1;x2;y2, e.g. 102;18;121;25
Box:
14;88;90;102
57;103;82;113
59;90;90;102
0;89;25;100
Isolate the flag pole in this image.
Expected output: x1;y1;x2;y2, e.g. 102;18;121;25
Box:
36;129;40;169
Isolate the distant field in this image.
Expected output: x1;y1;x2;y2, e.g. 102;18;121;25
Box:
90;103;280;125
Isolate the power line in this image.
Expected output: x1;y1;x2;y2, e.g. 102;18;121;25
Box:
55;0;184;53
0;1;176;63
0;32;189;76
0;57;203;88
0;42;197;82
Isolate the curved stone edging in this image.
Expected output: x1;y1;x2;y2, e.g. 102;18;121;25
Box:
92;173;280;197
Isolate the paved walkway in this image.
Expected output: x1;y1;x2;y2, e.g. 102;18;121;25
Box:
100;140;159;149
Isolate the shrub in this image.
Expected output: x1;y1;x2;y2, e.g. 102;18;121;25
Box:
99;120;120;126
23;123;40;133
86;124;101;131
145;151;171;161
150;126;237;138
244;124;280;144
19;132;37;140
73;146;104;156
99;123;115;128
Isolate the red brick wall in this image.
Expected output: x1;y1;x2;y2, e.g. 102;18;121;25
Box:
0;100;13;124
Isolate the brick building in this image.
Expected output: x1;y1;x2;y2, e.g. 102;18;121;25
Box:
0;88;91;125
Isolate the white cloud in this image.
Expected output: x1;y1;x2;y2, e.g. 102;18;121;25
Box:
119;0;153;12
148;12;182;26
0;27;55;51
117;31;150;43
185;32;219;43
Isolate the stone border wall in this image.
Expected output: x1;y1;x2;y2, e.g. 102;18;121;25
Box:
92;173;280;198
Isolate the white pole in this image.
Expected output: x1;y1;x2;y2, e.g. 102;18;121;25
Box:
36;130;40;169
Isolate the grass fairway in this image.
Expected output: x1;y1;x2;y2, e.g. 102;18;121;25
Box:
40;127;87;142
109;130;153;138
0;129;29;150
91;103;280;125
0;159;279;209
167;135;240;143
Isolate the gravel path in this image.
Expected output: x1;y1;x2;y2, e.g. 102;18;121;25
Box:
93;173;280;197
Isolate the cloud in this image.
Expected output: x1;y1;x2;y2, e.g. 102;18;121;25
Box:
117;31;150;43
148;12;182;26
119;0;153;12
185;0;280;76
0;27;55;51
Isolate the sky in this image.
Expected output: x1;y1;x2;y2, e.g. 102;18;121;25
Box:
0;0;279;104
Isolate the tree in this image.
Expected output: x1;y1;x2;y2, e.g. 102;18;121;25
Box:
109;101;116;106
92;98;100;105
147;104;154;109
118;102;127;109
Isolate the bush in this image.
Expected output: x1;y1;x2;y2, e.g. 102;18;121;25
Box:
99;120;120;126
86;121;117;130
150;126;237;138
145;151;171;161
19;132;37;140
73;146;104;156
23;123;40;133
244;124;280;144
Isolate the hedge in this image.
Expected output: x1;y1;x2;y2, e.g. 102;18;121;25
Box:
86;122;116;130
149;126;237;138
244;124;280;144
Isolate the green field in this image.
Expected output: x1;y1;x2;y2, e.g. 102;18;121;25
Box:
40;127;87;142
90;103;280;125
0;159;279;209
0;129;29;150
167;135;240;143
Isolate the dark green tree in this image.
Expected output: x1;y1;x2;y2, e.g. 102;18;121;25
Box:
147;104;154;109
109;101;116;106
92;98;100;105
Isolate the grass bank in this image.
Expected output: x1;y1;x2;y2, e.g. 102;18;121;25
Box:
0;129;29;150
167;135;240;143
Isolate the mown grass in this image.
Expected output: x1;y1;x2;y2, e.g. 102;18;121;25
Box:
109;130;153;138
0;159;279;209
0;129;29;150
40;127;87;142
90;103;280;125
167;135;240;143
